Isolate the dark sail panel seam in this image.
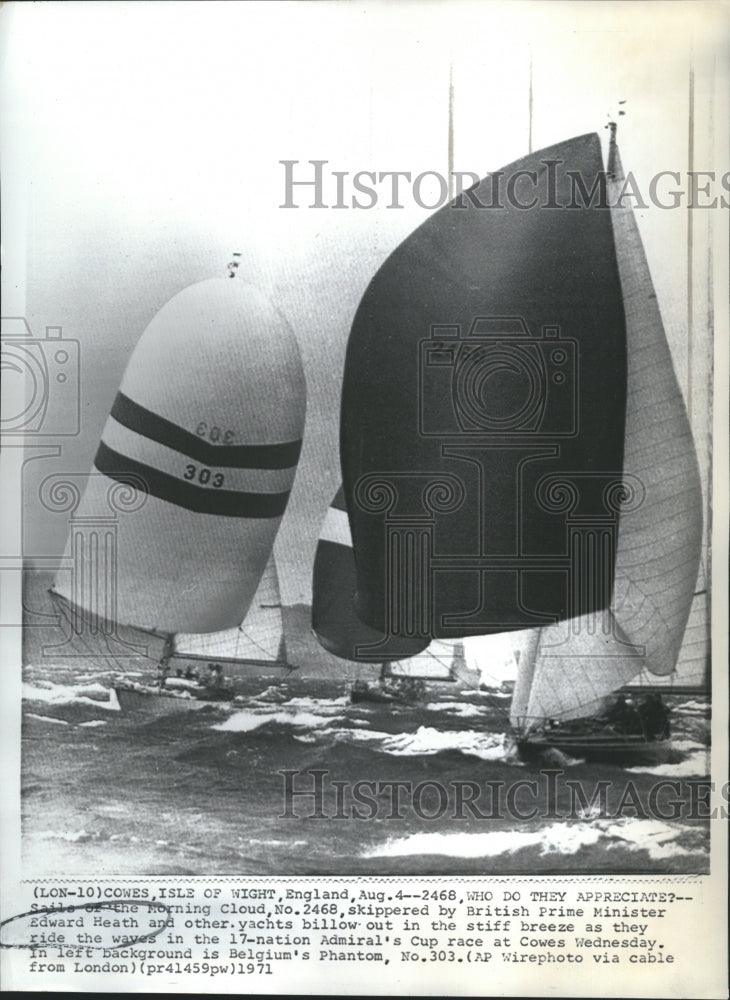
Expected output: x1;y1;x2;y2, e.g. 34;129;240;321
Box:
111;392;302;468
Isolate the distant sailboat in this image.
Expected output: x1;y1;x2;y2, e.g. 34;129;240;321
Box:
385;640;474;685
313;487;478;701
335;127;704;759
51;272;306;714
351;642;481;705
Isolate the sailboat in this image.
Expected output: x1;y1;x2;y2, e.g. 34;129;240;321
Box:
507;125;704;759
333;125;704;760
351;642;480;705
110;554;293;715
313;487;478;702
51;271;306;715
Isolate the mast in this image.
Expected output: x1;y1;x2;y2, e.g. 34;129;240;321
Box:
157;633;175;690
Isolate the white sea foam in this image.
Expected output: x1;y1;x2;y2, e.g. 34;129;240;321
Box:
213;707;341;733
26;713;70;726
38;829;94;843
379;726;508;761
364;817;698;861
363;824;600;859
23;681;120;711
601;819;698;860
626;749;710;778
425;702;484;718
281;695;350;713
305;724;515;762
677;699;710;714
330;727;394;745
292;726;340;743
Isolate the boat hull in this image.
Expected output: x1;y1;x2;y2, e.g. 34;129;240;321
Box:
114;683;233;716
516;731;672;764
350;680;425;705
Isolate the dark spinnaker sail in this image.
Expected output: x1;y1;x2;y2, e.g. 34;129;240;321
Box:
341;133;627;643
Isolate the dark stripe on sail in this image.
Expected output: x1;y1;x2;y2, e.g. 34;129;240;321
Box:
95;441;290;518
111;392;302;469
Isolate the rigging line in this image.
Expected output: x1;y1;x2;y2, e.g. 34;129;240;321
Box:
51;592;159;670
234;624;284;661
50;593;120;673
180;619;283;663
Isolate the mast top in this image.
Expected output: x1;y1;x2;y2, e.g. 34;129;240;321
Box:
605;101;626;178
227;251;241;279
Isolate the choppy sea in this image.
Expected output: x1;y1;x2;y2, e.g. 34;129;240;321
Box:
21;659;712;877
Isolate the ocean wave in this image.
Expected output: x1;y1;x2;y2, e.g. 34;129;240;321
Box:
380;726;508;761
364;818;700;861
23;680;120;711
213;707;343;733
294;723;518;762
37;828;96;843
248;838;308;848
332;725;509;761
601;819;702;859
425;702;484;718
26;712;70;726
363;824;599;859
281;695;350;712
626;749;710;778
676;699;710;713
292;728;339;743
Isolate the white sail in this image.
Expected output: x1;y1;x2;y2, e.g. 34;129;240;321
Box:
52;278;306;637
511;130;704;731
630;587;709;691
386;640;475;684
174;555;286;665
463;632;520;688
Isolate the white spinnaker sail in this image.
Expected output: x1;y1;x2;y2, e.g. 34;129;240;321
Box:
174;555;285;664
511;134;704;730
52;279;305;637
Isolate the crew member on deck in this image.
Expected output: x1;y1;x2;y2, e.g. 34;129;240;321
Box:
639;693;670;740
206;663;224;689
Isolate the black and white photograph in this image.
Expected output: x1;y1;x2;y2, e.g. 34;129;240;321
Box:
1;1;727;995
